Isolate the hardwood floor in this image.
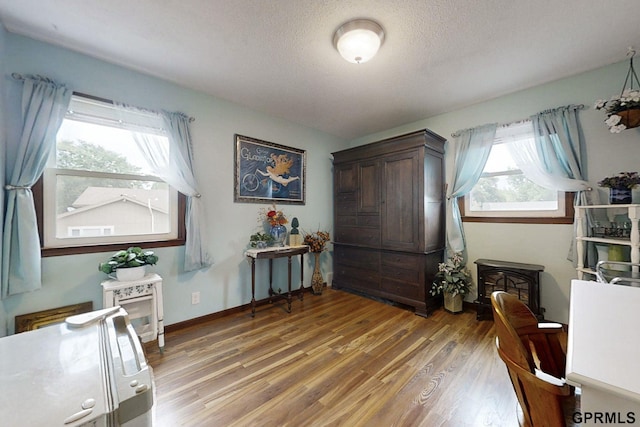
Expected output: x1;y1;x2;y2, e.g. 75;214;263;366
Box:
145;288;518;427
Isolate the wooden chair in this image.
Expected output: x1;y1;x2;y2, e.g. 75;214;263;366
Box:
491;291;579;427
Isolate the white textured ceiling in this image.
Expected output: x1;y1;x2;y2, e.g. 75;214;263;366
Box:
1;0;640;140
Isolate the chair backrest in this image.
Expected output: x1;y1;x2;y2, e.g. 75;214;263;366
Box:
495;340;572;427
491;291;573;427
491;291;537;371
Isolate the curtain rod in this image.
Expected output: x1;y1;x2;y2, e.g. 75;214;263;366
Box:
10;74;195;123
74;91;195;123
450;104;585;138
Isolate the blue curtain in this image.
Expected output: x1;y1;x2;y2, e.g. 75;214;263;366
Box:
1;75;71;298
529;105;595;262
161;111;212;272
446;123;497;252
530;105;587;184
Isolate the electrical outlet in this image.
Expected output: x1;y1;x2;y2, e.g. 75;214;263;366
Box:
191;291;200;305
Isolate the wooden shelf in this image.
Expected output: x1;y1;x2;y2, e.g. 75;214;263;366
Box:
575;205;640;280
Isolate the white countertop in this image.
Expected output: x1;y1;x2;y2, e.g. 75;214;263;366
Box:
566;279;640;402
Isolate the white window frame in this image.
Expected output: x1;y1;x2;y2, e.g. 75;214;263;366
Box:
42;94;180;250
43;168;179;248
462;121;569;221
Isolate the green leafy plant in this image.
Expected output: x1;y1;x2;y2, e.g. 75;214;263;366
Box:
597;171;640;189
249;232;274;248
98;246;159;274
430;252;472;297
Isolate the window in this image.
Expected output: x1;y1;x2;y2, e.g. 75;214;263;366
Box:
38;94;185;255
461;120;573;224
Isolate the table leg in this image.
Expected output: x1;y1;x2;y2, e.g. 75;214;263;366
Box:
287;256;292;313
156;281;165;352
251;258;256;317
299;253;305;301
268;259;274;303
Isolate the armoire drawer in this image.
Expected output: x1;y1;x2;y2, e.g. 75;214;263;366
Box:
334;227;380;247
334;245;380;269
381;252;422;271
380;279;423;300
334;265;380;291
380;265;421;284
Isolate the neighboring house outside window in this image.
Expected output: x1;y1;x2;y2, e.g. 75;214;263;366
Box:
38;94;185;255
461;120;573;224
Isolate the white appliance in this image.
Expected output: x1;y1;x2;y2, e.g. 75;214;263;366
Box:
0;306;154;426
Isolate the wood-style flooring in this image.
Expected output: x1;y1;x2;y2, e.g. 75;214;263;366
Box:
145;288;518;427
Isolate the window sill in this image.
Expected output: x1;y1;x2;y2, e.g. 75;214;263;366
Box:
41;238;185;257
459;193;575;225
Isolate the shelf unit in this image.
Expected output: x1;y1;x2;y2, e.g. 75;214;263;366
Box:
101;273;164;351
575;204;640;279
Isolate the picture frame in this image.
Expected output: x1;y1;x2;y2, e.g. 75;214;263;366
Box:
234;134;306;204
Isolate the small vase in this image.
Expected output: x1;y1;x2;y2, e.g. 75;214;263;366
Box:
609;188;632;205
443;292;463;313
270;224;287;246
311;252;324;295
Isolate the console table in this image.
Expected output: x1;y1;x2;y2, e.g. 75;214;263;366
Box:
101;273;164;351
245;246;309;316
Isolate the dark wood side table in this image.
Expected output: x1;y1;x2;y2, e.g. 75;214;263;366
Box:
245;245;309;316
474;259;545;321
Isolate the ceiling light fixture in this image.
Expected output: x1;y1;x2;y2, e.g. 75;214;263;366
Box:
333;19;385;64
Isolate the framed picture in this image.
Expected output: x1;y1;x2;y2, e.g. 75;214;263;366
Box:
234;134;306;204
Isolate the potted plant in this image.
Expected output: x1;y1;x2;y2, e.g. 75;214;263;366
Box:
598;171;640;204
430;252;472;313
594;50;640;133
249;232;274;249
98;246;159;281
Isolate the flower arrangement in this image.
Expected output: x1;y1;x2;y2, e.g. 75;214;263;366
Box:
597;172;640;189
98;246;158;275
430;252;472;297
259;204;288;227
303;230;331;252
594;89;640;133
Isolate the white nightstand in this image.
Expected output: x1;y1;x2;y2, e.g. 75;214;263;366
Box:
101;273;164;352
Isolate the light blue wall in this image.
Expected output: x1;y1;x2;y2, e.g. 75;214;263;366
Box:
352;60;640;323
2;34;345;334
4;32;639;329
0;23;7;336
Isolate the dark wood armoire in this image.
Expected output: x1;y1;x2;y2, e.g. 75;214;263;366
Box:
331;129;446;316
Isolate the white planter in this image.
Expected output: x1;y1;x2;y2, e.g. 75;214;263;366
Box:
116;266;146;282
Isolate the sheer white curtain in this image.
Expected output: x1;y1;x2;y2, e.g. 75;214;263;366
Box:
116;103;212;272
505;117;590;193
506;105;595;262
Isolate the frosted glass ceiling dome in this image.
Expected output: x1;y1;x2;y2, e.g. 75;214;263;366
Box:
333;19;385;64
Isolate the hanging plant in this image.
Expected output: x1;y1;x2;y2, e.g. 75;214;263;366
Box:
594;48;640;133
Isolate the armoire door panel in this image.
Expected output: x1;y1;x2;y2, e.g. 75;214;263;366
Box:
358;161;379;214
335;163;357;193
381;152;420;251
